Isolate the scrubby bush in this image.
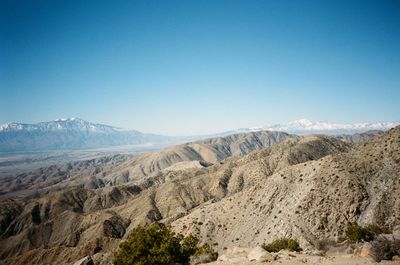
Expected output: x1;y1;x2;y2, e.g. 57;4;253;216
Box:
345;222;391;243
194;243;218;260
113;223;217;265
262;238;301;252
314;238;336;251
189;243;219;265
370;235;400;262
365;224;391;235
345;222;370;242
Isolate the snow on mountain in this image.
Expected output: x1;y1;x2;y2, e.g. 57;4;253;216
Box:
263;118;399;135
0;118;130;133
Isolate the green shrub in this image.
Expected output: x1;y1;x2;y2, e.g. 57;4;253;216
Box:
345;222;391;243
365;224;391;236
262;238;301;252
345;222;370;242
113;223;216;265
194;243;218;260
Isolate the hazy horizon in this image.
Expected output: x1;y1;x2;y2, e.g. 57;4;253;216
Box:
1;116;399;138
2;0;400;135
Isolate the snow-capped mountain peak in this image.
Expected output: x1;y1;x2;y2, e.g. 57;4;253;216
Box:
0;118;117;133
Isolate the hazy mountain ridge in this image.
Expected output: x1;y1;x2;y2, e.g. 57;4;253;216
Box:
1;118;397;152
0;118;125;133
334;130;385;144
263;118;399;135
0;118;180;152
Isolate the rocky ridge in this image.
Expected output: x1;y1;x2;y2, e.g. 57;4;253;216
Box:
0;130;293;198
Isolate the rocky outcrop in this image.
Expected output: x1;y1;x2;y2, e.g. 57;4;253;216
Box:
102;215;130;238
73;256;94;265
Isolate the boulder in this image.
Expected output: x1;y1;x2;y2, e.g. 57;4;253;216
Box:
73;256;94;265
359;247;372;258
225;246;249;256
190;253;217;265
217;254;248;263
218;247;249;263
354;243;372;258
247;246;274;262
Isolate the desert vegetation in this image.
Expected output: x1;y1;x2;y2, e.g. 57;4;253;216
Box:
370;235;400;262
344;222;400;262
262;238;301;252
113;223;217;265
345;222;391;243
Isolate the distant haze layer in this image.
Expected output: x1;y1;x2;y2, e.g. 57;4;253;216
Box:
0;117;398;152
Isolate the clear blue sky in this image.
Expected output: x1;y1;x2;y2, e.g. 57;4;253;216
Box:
1;0;399;135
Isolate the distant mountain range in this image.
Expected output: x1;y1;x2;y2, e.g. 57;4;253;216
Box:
0;118;182;152
262;118;399;135
0;117;398;152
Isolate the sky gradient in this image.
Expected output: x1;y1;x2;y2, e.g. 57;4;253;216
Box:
1;0;399;135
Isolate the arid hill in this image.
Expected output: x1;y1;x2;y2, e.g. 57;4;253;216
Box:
334;130;384;144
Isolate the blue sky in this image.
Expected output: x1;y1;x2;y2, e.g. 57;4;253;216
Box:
1;0;399;135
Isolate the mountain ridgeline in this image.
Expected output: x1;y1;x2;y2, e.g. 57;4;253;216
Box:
1;118;397;152
0;118;179;152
